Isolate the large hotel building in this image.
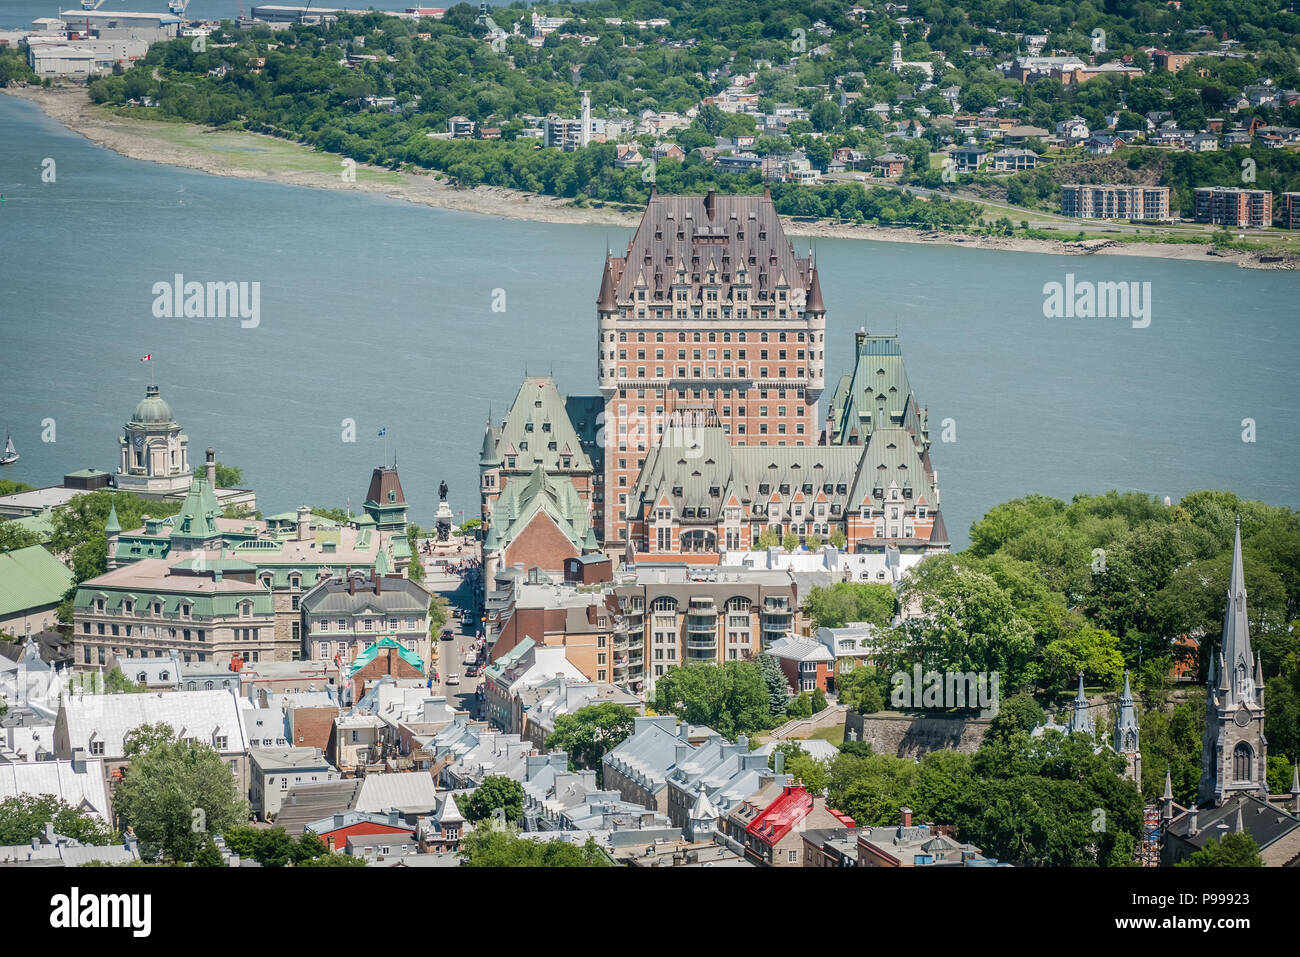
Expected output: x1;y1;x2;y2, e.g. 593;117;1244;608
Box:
479;189;948;575
596;187;827;547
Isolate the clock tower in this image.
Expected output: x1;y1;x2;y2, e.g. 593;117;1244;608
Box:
116;384;193;496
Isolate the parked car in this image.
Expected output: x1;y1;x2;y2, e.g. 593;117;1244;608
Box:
465;665;478;678
441;629;454;641
446;673;461;686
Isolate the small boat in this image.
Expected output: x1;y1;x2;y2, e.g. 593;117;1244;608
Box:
0;431;17;465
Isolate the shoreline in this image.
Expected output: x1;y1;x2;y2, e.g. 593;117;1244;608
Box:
6;84;1297;270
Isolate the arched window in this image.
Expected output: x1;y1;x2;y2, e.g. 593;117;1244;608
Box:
1233;742;1253;781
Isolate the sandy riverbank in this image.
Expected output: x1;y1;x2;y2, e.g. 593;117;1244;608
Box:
7;84;1297;270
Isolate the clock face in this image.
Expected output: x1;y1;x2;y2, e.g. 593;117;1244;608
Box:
1234;706;1251;728
133;435;145;448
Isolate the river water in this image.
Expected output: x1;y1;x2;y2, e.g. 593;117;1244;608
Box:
1;93;1297;547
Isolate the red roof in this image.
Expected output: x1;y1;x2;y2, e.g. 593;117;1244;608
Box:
746;785;856;847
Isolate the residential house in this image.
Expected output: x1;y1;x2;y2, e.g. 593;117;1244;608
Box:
249;746;337;821
766;633;835;694
53;689;250;797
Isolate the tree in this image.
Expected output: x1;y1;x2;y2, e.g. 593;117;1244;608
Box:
0;523;41;551
830;528;847;550
214;462;243;487
546;702;636;785
309;506;351;524
783;530;800;552
407;553;424;583
787;691;813;719
836;665;888;714
756;527;782;549
459;826;612;867
463;775;524;824
812;687;828;713
113;723;248;862
427;595;450;638
1177;832;1262;867
653;660;773;738
803;582;895;630
769;742;830;794
0;794;114;846
193;837;224;867
757;652;791;718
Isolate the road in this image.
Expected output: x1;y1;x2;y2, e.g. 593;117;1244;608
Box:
416;541;486;718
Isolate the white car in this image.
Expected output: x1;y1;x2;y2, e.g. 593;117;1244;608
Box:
446;674;461;686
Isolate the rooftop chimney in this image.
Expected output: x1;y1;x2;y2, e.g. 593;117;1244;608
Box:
773;750;785;775
901;807;913;827
297;506;312;543
206;447;217;490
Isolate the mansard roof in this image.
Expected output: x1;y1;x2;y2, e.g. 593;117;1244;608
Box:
629;413;942;541
364;466;406;508
485;377;595;475
827;332;926;447
607;189;812;305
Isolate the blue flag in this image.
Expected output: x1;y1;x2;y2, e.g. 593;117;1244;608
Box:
377;427;387;437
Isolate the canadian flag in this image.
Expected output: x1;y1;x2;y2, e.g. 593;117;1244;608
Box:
140;354;152;361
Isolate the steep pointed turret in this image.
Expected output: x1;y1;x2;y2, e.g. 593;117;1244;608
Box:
1067;673;1094;737
1114;670;1141;782
597;255;618;315
1160;768;1175;825
804;264;826;314
105;501;121;570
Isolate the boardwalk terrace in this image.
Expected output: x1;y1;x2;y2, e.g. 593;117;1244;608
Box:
597;188;828;547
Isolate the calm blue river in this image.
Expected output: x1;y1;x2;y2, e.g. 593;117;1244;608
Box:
1;93;1297;547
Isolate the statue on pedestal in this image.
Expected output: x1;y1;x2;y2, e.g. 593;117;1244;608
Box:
435;479;453;542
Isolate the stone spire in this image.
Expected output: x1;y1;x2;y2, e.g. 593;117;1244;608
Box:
1160;768;1175;825
1114;670;1139;751
1067;672;1094;737
1221;516;1256;706
1291;763;1300;813
1199;515;1268;806
1114;670;1141;783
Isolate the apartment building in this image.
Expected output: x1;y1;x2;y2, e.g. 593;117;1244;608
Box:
1059;184;1172;220
1194;187;1273;228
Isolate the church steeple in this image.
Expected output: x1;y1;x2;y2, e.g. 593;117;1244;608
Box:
1067;672;1094;737
1114;670;1141;783
1221;516;1257;706
1199;516;1268;806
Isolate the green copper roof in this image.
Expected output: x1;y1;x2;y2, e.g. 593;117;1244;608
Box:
170;475;222;548
375;547;391;576
9;510;55;543
827;333;926;448
347;635;424;677
484;465;594;552
104;502;121;534
0;544;74;617
130;384;176;426
485;377;595;475
483;636;533;681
